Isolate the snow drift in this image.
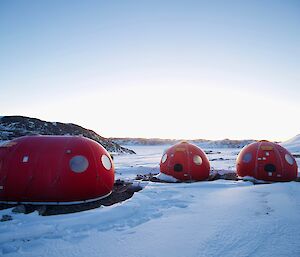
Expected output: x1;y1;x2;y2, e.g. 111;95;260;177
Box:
281;134;300;153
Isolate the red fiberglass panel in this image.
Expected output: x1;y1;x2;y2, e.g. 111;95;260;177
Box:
0;136;114;204
169;147;190;180
160;142;210;181
236;141;297;182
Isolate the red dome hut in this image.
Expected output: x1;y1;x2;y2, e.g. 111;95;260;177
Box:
236;140;297;182
160;142;210;181
0;136;114;204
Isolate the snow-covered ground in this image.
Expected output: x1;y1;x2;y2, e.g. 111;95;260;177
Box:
1;145;300;257
114;145;240;180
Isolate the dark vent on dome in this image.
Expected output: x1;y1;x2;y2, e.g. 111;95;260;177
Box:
264;164;276;173
174;163;183;172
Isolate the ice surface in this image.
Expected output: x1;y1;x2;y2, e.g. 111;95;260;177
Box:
113;145;165;179
1;145;300;257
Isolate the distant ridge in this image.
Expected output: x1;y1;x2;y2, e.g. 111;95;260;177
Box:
110;137;256;148
0;116;135;154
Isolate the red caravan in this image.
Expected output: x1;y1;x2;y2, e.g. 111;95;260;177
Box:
236;140;297;182
0;136;114;204
160;142;210;181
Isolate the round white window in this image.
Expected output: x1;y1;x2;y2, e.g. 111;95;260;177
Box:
242;153;252;163
193;155;202;165
70;155;89;173
285;154;294;165
161;153;168;163
101;155;112;170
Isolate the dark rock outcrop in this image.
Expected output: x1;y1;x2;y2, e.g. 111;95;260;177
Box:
0;116;135;154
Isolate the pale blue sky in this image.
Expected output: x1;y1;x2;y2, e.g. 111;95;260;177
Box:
0;0;299;140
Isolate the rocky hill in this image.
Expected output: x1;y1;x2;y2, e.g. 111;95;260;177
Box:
0;116;135;154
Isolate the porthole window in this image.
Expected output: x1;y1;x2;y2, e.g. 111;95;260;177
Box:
161;153;168;163
22;156;29;163
242;153;252;163
193;155;202;165
101;155;112;170
285;154;294;165
70;155;89;173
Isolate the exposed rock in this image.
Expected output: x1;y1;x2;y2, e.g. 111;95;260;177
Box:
220;173;238;180
294;177;300;182
205;150;221;155
0;203;16;210
210;157;230;161
207;173;221;181
0;116;135;154
136;173;162;182
0;214;12;222
12;205;26;214
36;205;48;216
12;204;37;214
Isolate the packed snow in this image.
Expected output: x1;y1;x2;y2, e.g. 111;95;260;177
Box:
155;172;179;182
1;144;300;257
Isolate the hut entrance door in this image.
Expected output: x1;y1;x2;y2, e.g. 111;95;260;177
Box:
257;145;279;180
169;147;191;180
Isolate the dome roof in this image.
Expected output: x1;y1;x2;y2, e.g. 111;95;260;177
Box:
236;141;297;182
0;136;114;204
160;142;210;181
